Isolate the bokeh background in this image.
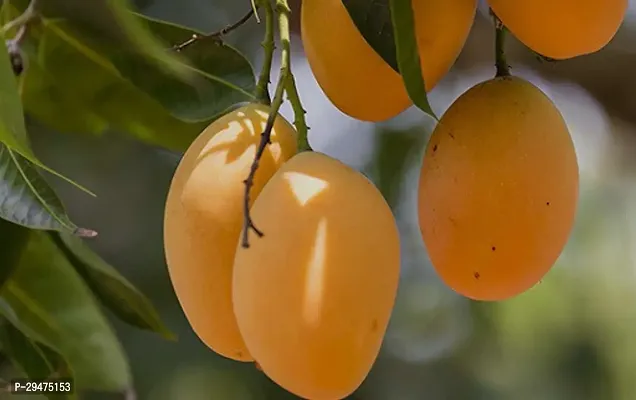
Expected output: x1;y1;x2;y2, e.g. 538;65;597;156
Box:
20;0;636;398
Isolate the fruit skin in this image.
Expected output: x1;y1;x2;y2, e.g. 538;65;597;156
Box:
163;103;297;361
232;151;400;400
418;76;579;301
489;0;628;60
301;0;477;122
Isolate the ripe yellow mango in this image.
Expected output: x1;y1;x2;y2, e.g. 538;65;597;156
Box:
418;76;579;301
163;103;297;361
301;0;477;122
489;0;628;59
233;151;400;399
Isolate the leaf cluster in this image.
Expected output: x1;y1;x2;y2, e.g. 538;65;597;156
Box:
0;0;256;396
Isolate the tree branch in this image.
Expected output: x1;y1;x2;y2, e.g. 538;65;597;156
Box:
173;8;256;52
0;0;38;35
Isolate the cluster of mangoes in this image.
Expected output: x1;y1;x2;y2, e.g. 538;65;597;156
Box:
163;1;627;399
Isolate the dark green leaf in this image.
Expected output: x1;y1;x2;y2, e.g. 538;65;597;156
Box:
20;19;205;152
0;144;96;236
0;318;77;400
15;0;255;123
106;13;256;123
373;128;426;207
0;218;30;290
50;232;175;340
0;232;131;391
389;0;436;118
341;0;398;71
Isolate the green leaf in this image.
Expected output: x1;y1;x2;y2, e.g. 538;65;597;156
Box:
20;19;206;152
104;0;191;79
389;0;437;119
0;218;30;290
20;61;109;136
0;144;96;236
341;0;398;71
49;232;175;340
0;34;31;152
21;0;188;78
106;13;256;123
0;232;131;391
0;318;77;400
0;25;95;197
16;0;255;123
342;0;436;119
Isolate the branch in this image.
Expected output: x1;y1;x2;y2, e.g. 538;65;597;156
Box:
241;0;294;248
255;0;275;104
492;10;511;78
3;0;39;77
250;0;261;23
1;0;38;35
285;74;311;152
173;8;256;52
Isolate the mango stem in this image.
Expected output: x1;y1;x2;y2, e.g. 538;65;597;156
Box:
255;0;274;104
493;11;511;78
242;0;305;248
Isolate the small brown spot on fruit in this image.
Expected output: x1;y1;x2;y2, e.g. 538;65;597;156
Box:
433;144;438;152
474;272;480;279
546;201;551;206
491;246;496;252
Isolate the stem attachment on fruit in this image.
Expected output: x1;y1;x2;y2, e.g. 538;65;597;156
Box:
172;7;256;52
285;74;311;152
242;0;302;248
493;12;511;78
255;0;274;104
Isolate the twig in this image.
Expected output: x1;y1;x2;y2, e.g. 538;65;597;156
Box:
492;11;511;78
241;0;294;248
535;53;558;64
255;0;275;104
284;74;311;152
173;8;256;52
3;0;39;77
250;0;261;23
0;0;38;35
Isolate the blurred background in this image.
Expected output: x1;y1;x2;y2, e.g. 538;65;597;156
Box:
22;0;636;398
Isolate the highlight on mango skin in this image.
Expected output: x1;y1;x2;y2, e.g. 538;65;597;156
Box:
163;103;297;362
232;151;400;400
